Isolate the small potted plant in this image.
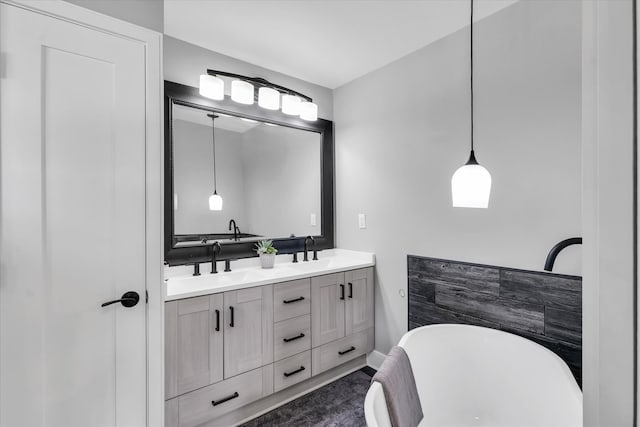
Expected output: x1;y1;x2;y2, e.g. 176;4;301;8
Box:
255;239;278;269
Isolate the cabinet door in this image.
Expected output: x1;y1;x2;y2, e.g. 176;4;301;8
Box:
311;273;345;347
345;268;375;336
165;294;223;399
224;286;273;378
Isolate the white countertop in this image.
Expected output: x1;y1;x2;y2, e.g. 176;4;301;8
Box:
164;248;375;301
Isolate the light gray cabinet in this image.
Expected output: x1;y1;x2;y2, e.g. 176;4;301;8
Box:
310;272;345;347
165;286;272;400
311;268;374;348
165;294;223;399
223;286;274;378
345;268;375;336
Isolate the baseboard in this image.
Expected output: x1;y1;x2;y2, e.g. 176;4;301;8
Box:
366;350;386;370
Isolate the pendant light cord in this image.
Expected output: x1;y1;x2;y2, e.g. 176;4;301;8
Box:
470;0;474;153
208;114;219;192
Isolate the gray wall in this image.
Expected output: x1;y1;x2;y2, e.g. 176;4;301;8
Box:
334;0;582;354
65;0;163;32
241;125;321;238
164;36;334;121
173;121;247;234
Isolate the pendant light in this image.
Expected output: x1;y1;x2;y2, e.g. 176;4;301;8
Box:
451;0;492;209
207;114;223;211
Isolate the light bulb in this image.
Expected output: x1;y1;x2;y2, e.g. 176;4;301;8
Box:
258;87;280;110
300;101;318;121
199;74;224;100
281;95;302;115
231;80;254;105
451;162;492;208
209;192;223;211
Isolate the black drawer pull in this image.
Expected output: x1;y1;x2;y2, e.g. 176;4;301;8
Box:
339;284;345;300
215;309;220;332
283;333;305;343
211;391;239;406
338;346;356;356
283;296;305;304
348;282;353;298
229;306;234;328
283;366;306;377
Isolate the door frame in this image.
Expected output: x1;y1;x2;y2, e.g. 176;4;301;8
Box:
0;1;164;425
582;0;637;425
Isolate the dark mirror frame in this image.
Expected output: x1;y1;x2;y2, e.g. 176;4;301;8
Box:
164;81;335;266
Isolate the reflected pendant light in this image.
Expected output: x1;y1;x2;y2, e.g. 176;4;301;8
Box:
451;0;492;209
207;114;223;211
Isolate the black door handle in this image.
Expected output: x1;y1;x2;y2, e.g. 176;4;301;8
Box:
283;333;305;343
283;366;306;377
338;346;356;356
339;284;345;300
348;282;353;298
211;391;239;406
215;309;220;332
101;291;140;308
283;296;305;304
229;306;234;327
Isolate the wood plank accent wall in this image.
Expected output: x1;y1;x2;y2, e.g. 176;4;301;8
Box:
408;255;582;385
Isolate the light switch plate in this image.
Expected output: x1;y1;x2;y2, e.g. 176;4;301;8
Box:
358;213;366;229
310;213;317;226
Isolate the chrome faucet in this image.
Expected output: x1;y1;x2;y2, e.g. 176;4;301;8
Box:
210;241;221;274
303;236;315;262
228;219;240;241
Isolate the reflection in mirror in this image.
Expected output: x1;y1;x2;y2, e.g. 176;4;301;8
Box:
172;104;322;245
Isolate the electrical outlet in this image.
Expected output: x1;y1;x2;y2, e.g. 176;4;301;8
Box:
310;213;317;226
358;213;366;229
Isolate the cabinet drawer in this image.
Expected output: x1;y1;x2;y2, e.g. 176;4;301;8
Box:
273;279;310;322
311;328;374;376
274;314;311;361
273;351;311;392
178;367;264;427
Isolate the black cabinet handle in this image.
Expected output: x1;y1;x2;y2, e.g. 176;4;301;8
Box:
283;296;305;304
229;306;234;328
215;309;220;332
338;346;356;356
101;291;139;308
339;284;345;300
211;391;239;406
348;282;353;298
283;333;305;343
283;366;306;378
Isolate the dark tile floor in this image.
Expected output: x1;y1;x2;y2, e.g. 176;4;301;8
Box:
240;368;374;427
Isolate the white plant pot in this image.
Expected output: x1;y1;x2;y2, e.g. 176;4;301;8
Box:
259;253;276;269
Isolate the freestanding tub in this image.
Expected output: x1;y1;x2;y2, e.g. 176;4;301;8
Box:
364;324;582;427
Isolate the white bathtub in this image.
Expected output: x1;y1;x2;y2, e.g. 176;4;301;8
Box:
364;324;582;427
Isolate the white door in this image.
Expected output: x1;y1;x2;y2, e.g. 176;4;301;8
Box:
0;3;147;426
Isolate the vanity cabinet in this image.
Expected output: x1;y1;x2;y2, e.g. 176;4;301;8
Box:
311;268;374;347
165;286;272;400
311;267;374;375
165;265;373;426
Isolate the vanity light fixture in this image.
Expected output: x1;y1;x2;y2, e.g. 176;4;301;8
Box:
200;69;318;121
451;0;492;209
207;113;223;211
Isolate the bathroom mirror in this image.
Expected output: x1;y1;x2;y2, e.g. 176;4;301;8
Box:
165;81;334;265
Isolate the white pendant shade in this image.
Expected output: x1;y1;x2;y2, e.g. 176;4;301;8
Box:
209;192;223;211
258;87;280;110
299;101;318;121
281;94;302;115
451;163;492;208
199;74;224;100
231;80;254;104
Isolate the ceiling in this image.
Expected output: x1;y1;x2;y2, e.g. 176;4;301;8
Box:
164;0;518;89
